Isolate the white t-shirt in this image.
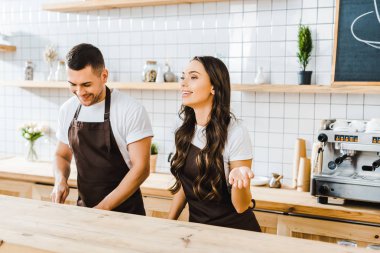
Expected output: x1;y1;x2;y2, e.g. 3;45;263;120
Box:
191;119;253;182
56;89;154;168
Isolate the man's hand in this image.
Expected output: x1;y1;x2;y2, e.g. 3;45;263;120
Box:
229;166;254;189
51;181;70;204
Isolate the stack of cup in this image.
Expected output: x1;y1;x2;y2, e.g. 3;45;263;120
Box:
292;138;306;189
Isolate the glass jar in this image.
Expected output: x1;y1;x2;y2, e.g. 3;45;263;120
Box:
142;60;158;82
55;60;66;81
24;61;33;80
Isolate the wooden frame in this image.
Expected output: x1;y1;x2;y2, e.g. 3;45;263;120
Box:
332;0;380;86
43;0;223;12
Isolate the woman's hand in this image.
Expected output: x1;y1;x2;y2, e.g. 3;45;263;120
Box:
229;166;254;189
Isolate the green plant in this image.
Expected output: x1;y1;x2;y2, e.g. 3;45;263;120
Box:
297;25;313;71
151;143;158;155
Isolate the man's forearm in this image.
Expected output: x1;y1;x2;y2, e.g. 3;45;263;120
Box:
53;155;71;183
96;165;149;210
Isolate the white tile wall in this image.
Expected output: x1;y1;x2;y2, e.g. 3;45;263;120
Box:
2;0;380;184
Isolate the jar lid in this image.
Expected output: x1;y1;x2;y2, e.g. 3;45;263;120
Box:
146;60;157;64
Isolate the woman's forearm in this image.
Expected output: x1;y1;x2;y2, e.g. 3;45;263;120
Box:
168;186;187;220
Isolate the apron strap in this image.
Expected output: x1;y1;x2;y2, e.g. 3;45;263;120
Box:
104;86;111;153
73;104;82;120
104;86;111;121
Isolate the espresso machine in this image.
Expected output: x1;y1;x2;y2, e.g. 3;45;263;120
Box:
311;120;380;204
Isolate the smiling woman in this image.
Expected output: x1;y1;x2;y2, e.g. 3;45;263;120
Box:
168;56;261;232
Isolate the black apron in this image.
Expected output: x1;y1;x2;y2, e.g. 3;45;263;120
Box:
178;144;261;232
68;86;145;215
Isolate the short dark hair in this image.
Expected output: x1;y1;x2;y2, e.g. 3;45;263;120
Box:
66;43;105;75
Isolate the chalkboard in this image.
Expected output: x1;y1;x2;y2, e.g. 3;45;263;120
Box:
332;0;380;85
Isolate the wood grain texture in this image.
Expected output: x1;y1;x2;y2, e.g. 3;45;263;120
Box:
0;195;370;253
0;157;379;224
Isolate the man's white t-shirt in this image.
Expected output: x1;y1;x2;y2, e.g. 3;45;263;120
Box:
191;119;253;182
56;89;154;168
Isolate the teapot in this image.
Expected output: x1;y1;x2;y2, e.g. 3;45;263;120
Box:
269;173;283;188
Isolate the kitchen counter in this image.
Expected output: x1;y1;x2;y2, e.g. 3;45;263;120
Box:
0;195;369;253
0;157;379;225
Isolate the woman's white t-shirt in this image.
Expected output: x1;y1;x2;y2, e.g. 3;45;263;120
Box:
190;119;253;182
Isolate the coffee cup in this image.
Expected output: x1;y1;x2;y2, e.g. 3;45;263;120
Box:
348;120;366;132
329;120;349;131
366;118;380;132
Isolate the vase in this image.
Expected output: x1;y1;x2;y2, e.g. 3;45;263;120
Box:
47;62;55;81
26;140;38;162
254;66;265;84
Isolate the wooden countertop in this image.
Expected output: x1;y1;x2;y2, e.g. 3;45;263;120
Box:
0;195;368;253
0;157;379;225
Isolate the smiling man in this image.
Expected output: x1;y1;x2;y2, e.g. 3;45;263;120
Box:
51;43;153;215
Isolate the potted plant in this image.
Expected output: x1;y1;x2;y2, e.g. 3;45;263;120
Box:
297;25;313;85
150;143;158;173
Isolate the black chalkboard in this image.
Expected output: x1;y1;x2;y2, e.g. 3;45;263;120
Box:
332;0;380;85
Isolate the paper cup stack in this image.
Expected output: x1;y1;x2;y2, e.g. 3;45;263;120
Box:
292;138;311;192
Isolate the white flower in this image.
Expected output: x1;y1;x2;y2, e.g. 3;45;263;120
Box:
43;45;58;64
24;133;31;139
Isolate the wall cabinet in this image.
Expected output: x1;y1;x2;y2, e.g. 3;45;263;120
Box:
0;179;33;198
277;215;380;247
0;179;77;205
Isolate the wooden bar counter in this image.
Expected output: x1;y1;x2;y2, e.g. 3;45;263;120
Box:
0;195;369;253
0;157;379;225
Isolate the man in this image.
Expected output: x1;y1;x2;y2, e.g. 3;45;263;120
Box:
51;43;153;215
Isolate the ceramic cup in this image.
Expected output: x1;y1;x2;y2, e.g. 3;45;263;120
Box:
329;120;349;130
337;240;357;247
348;120;366;132
366;244;380;250
366;118;380;132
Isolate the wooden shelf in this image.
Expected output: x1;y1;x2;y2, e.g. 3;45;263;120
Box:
0;81;179;90
0;44;16;52
0;80;379;94
43;0;222;12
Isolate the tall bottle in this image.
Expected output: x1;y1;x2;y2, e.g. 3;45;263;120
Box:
24;61;33;80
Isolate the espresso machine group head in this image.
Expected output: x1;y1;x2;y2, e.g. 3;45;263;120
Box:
311;120;380;204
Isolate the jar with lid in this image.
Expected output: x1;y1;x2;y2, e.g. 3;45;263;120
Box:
24;61;33;80
55;60;66;81
142;60;158;82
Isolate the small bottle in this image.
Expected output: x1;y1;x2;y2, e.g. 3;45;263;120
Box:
55;60;66;81
24;61;33;80
142;60;158;82
254;66;265;84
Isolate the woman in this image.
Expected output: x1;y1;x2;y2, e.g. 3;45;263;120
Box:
168;56;261;232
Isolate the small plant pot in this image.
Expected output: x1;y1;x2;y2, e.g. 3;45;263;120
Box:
150;154;157;173
298;71;313;85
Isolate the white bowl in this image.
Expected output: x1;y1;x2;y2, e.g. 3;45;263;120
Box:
251;176;269;186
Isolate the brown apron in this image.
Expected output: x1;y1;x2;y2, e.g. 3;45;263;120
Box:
68;86;145;215
178;144;261;232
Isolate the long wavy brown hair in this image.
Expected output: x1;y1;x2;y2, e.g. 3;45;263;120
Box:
170;56;233;201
